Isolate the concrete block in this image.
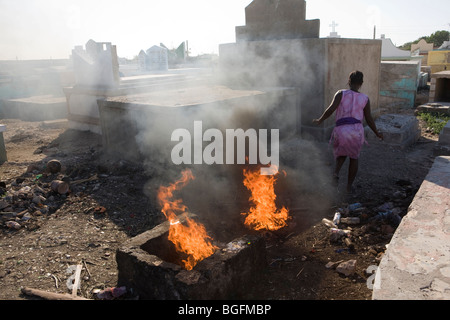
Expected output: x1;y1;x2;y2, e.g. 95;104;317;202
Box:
380;61;420;109
434;120;450;156
439;135;450;145
373;156;450;300
116;213;267;299
433;145;450;156
416;103;450;116
365;114;420;148
438;121;450;144
442;121;450;135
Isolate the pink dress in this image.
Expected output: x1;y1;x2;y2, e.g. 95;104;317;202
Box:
331;89;368;159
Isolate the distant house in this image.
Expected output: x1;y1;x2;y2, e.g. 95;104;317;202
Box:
411;39;434;53
411;39;434;66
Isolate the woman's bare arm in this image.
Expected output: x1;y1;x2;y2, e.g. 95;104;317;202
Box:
313;91;343;125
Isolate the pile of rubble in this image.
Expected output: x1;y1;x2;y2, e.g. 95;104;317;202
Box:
0;159;98;232
321;197;409;277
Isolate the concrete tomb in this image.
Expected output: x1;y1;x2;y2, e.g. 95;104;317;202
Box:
429;71;450;104
138;45;169;72
71;39;120;88
64;39;121;133
116;213;267;299
2;95;67;121
379;60;421;110
0;59;73;122
64;40;204;134
365;114;420;149
98;84;299;162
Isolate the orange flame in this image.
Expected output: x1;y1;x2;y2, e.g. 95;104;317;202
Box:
168;218;217;271
157;169;217;270
157;169;194;220
241;167;289;231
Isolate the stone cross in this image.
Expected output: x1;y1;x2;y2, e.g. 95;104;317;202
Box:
329;21;338;33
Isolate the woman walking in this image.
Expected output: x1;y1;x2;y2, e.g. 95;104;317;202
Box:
313;71;383;195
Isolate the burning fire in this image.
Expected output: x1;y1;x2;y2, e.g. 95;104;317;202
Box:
157;169;218;270
241;167;289;231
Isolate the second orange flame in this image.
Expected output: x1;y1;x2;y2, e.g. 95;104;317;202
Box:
241;167;289;231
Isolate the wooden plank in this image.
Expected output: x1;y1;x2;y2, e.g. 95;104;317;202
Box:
21;287;89;300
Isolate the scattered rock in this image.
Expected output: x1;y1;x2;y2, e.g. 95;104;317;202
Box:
0;200;9;210
325;260;343;269
336;260;357;277
26;164;41;173
381;224;395;235
5;221;21;230
94;206;107;214
32;195;46;204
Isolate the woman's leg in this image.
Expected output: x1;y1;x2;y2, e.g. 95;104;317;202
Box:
347;158;359;193
334;156;347;177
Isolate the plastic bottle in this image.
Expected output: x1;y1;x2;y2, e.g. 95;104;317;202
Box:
340;217;360;225
333;212;341;226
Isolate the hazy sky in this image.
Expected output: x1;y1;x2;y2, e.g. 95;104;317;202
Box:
0;0;448;60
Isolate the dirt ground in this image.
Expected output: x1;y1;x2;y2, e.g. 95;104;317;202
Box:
0;97;440;301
